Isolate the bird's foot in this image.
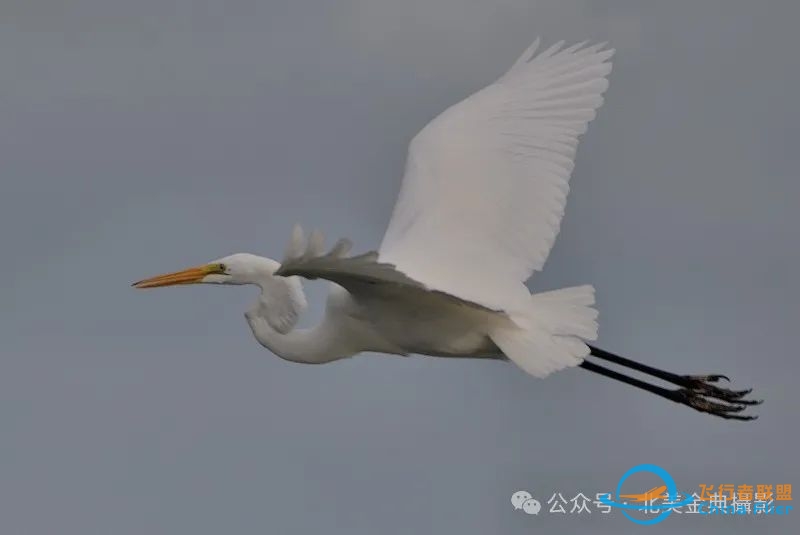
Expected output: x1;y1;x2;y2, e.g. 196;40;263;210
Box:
680;374;762;405
670;388;759;421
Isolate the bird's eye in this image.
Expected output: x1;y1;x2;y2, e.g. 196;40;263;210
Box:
218;263;227;272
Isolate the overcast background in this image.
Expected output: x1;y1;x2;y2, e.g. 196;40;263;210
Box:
2;1;799;533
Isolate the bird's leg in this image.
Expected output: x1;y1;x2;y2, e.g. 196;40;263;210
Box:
578;361;759;421
586;345;759;404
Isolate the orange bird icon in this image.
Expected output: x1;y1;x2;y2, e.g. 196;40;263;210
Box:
620;485;669;503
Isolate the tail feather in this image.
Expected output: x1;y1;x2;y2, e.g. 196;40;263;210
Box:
490;285;598;378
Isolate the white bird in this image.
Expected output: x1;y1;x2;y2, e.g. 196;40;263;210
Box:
134;39;760;419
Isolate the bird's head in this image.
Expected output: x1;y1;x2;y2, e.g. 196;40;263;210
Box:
132;253;281;288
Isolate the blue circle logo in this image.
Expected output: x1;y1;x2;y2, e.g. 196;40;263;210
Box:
599;464;695;525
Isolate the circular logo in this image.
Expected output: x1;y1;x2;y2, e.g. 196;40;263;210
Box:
600;464;695;525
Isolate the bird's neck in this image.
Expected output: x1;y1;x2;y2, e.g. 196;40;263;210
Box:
245;295;354;365
236;256;355;364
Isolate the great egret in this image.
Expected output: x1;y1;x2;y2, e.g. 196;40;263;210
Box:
133;39;760;420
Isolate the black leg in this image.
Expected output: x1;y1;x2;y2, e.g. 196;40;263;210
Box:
578;361;760;421
586;344;760;405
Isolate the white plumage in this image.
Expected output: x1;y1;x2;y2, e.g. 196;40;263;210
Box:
380;39;613;312
134;39;613;377
133;38;763;420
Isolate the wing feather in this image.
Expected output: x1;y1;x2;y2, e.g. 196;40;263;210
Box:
275;227;495;311
378;39;613;311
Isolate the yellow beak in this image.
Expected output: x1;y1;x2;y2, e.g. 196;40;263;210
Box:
132;264;219;289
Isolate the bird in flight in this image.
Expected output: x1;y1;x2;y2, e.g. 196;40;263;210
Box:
133;39;760;420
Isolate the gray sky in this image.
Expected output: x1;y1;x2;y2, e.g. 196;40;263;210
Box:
2;1;799;533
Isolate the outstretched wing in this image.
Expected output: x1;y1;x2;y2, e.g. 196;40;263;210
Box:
275;226;495;311
379;39;613;311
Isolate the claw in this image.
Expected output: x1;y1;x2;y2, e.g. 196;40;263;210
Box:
687;374;729;383
673;389;760;420
737;397;764;406
718;413;759;421
680;375;758;403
